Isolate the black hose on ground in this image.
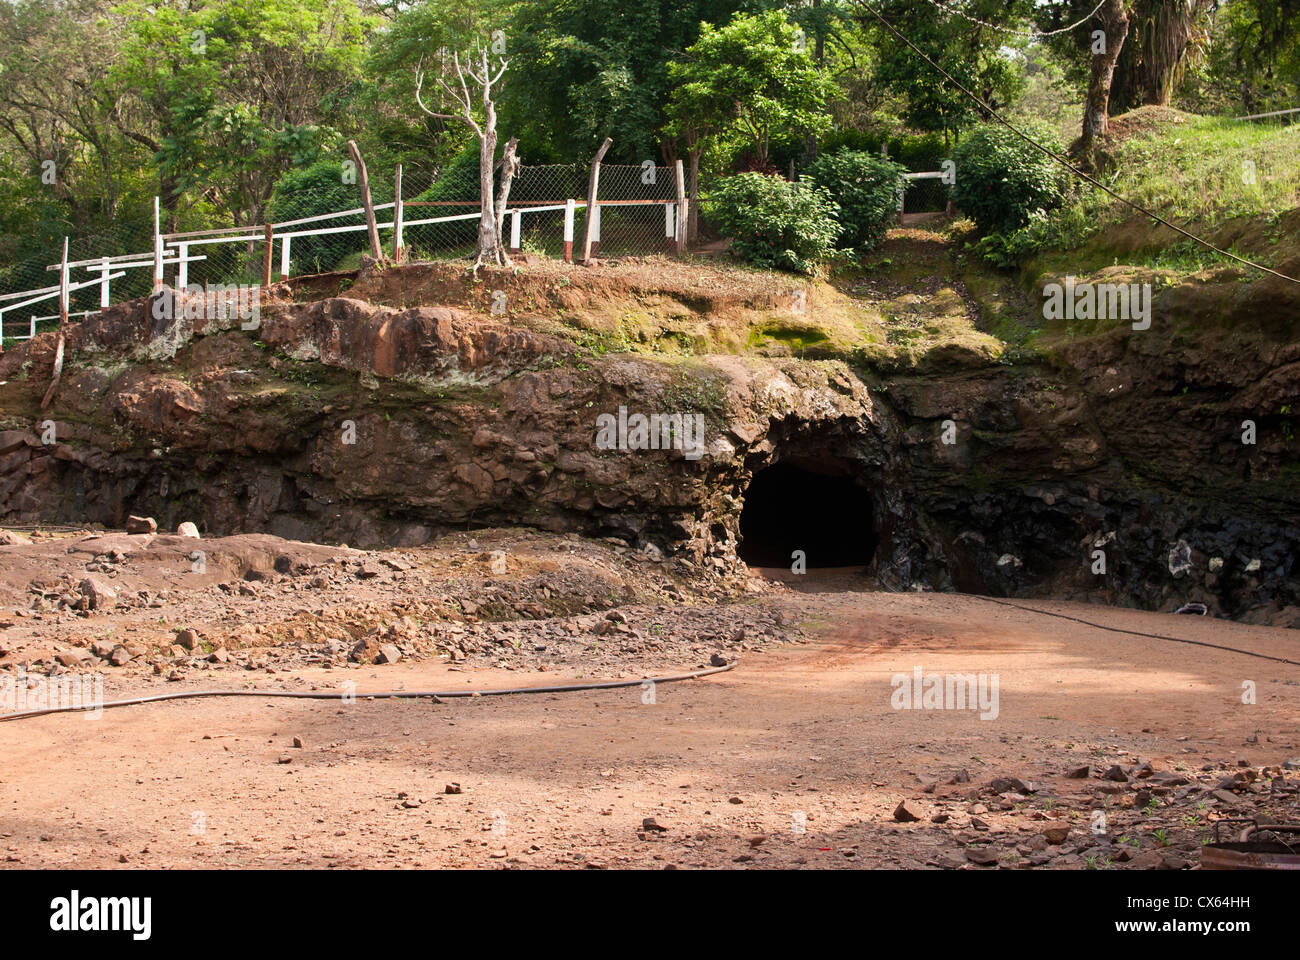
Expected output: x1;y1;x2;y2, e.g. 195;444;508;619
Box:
0;661;736;723
971;596;1300;667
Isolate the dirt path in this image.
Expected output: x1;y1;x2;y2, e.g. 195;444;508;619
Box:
3;588;1296;869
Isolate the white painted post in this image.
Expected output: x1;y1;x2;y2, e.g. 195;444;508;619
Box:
591;203;601;258
665;202;675;242
59;237;70;319
177;242;190;291
29;315;36;337
153;196;163;290
563;198;576;262
99;257;111;310
280;235;292;281
393;163;404;263
510;209;521;255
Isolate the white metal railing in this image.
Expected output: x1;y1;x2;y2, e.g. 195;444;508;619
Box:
0;270;125;350
1;174;682;349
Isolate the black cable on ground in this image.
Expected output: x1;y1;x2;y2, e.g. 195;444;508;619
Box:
0;661;736;723
971;595;1300;666
853;0;1300;286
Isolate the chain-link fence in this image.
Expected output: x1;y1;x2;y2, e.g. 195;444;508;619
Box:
0;157;686;347
900;172;953;215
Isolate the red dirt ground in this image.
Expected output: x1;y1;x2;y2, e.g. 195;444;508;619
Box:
3;571;1296;870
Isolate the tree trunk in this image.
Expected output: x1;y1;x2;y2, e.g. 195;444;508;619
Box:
1075;0;1131;168
476;123;499;268
494;137;520;265
688;148;701;243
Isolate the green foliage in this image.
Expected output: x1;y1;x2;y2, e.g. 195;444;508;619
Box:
267;160;361;273
804;150;906;251
113;0;375;224
502;0;749;162
818;129;948;173
968;210;1068;269
972;112;1300;268
705;172;839;274
951;122;1068;233
864;0;1031;142
406;148;484;252
667;9;836;170
361;0;505;166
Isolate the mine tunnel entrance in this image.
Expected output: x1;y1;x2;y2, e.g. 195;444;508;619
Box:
737;459;878;569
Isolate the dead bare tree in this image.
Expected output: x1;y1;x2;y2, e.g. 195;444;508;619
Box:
494;136;520;249
415;48;514;271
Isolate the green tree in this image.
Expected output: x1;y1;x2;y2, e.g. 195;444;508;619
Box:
498;0;749;162
112;0;377;227
862;0;1033;146
667;9;836;172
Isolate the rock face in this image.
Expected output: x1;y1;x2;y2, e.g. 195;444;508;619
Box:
0;265;1296;625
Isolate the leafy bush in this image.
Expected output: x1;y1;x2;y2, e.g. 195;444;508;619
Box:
968;204;1099;269
950;122;1068;233
818;130;948;173
268;161;362;273
804;150;907;251
406;147;483;253
705;173;840;274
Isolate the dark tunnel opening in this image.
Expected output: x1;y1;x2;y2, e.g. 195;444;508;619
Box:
737;460;878;569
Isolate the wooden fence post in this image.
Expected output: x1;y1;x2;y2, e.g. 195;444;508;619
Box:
347;140;383;260
580;137;612;263
674;160;687;256
393;164;405;263
40;238;70;409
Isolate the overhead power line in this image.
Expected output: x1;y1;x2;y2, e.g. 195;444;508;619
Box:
917;0;1108;40
855;1;1300;285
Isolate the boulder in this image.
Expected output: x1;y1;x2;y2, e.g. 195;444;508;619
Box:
125;515;157;534
78;576;118;611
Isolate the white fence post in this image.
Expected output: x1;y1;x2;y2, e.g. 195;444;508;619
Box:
665;202;675;245
393;163;404;263
99;257;111;310
59;238;70;319
280;235;292;281
563;198;575;262
591;203;601;258
510;209;521;255
153;196;164;290
176;242;190;291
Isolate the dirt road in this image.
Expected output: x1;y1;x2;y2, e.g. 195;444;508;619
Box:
3;584;1296;869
